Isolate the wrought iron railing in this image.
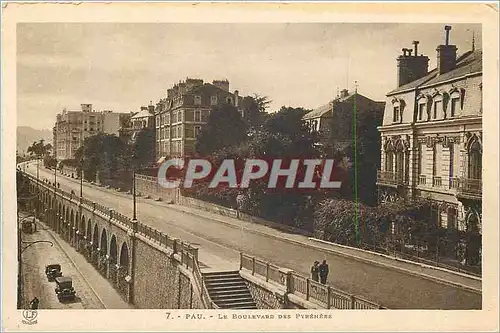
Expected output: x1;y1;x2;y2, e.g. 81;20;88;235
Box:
240;253;385;309
458;178;482;197
377;170;405;186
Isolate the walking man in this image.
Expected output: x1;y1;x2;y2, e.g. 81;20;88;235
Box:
310;261;320;282
319;260;329;284
29;297;39;310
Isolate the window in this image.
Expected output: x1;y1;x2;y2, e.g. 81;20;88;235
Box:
393;106;400;122
417;144;423;175
418;103;425;121
210;96;218;106
385;151;394;172
227;97;233;104
449;144;454;179
178;111;183;122
433;101;442;119
447;207;457;229
194;126;202;138
194;95;202;105
432;145;437;176
468;141;482;180
194;110;201;122
185;125;194;138
166;127;170;139
450;98;459;117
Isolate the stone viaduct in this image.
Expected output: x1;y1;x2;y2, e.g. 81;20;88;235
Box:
19;169;384;310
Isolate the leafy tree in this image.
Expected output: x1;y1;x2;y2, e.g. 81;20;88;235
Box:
195;103;248;156
241;94;272;130
75;133;129;182
132;128;155;168
27;139;52;159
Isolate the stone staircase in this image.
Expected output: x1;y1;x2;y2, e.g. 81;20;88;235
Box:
202;271;257;309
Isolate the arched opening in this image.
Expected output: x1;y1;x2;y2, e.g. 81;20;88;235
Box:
468;140;482;180
465;210;481;267
395;140;405;182
109;235;118;285
99;229;109;276
118;242;130;297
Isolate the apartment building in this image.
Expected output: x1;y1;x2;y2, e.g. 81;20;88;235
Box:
53;104;131;161
155;78;246;160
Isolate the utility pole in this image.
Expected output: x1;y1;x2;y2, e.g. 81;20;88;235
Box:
133;167;137;221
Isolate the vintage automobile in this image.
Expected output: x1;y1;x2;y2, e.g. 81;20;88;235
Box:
54;277;76;301
45;264;62;281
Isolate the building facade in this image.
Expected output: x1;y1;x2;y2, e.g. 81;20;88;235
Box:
377;26;482;265
53;104;132;161
155;78;246;160
303;88;385;136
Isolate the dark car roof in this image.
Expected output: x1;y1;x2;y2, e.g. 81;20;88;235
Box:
46;264;61;268
55;277;72;283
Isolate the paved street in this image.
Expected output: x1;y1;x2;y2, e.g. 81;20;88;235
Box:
20;212;131;309
27;163;482;309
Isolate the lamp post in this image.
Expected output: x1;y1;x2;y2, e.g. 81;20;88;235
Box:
133;167;137;220
80;159;84;199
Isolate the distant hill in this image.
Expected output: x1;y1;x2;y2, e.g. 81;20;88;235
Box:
17;126;53;155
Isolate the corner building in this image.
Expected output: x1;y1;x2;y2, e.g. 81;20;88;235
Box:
377;26;482;266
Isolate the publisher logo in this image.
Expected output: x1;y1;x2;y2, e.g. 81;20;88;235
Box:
22;310;38;325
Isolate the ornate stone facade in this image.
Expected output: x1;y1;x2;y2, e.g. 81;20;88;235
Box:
377;27;482;266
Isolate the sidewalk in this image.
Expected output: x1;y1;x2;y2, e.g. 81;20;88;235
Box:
21;215;132;309
157;202;482;293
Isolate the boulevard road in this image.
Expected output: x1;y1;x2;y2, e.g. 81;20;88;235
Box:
25;164;482;309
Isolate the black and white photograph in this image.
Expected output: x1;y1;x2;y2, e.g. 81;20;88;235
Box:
2;2;499;332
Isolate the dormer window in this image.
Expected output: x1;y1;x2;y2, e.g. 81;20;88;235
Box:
391;98;405;124
393;107;400;122
194;95;202;105
433;100;442;120
210;96;218;106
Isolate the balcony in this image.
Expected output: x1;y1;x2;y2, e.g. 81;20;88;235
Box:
377;171;406;187
418;175;426;186
432;176;442;187
457;178;482;199
449;177;460;189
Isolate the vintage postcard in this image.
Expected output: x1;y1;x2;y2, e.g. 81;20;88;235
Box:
2;2;499;332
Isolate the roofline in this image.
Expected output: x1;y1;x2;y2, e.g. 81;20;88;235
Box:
387;71;482;97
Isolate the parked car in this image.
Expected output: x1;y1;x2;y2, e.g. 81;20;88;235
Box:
54;277;76;301
45;264;62;281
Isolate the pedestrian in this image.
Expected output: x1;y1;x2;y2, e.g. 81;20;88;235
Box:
29;297;39;310
310;261;320;282
319;260;329;284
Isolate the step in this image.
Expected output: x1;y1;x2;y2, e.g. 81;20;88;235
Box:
203;273;241;279
211;294;254;302
216;300;257;307
230;305;258;309
203;271;239;277
205;281;247;288
204;276;243;283
209;289;251;297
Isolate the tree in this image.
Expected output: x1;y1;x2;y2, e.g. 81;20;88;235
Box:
74;133;129;182
241;94;272;130
27;139;52;159
195;103;248;156
132;128;155;168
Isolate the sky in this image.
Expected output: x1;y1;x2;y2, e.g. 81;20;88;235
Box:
17;23;482;130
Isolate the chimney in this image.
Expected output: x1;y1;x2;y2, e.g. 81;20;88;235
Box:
436;25;458;75
234;90;239;107
167;88;175;99
396;41;429;87
212;79;230;92
340;89;349;98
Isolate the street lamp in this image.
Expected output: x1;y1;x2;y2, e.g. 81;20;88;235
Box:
133;166;137;221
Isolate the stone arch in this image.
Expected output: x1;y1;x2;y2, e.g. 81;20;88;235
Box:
109;235;118;264
87;218;92;241
92;224;99;249
466;135;482;180
70;209;75;244
100;229;108;255
119;242;129;267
